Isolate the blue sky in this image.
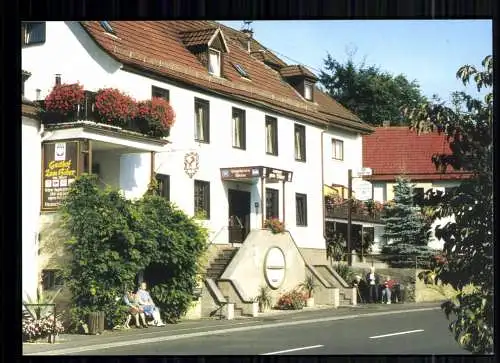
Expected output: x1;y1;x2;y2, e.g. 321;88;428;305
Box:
219;20;492;104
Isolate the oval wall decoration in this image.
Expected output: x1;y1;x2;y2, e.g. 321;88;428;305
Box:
264;247;286;289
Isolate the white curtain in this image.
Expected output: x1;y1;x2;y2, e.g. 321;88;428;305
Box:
266;123;274;153
333;139;343;159
195;106;204;140
209;50;220;77
295;129;302;159
233;115;240;147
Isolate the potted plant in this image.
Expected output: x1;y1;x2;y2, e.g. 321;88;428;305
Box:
263;217;285;234
42;82;85;123
254;286;272;313
94;87;138;127
300;274;318;307
136;97;176;137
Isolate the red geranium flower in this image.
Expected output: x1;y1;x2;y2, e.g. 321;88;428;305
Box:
44;83;85;116
94;88;138;126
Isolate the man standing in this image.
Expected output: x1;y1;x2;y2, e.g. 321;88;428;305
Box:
366;266;379;303
137;282;166;326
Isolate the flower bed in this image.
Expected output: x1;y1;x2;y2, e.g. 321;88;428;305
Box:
275;289;307;310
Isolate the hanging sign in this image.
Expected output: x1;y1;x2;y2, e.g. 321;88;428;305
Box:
352;179;373;201
42;141;79;210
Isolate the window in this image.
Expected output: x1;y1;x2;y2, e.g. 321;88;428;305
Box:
232;62;249;78
296;193;308;226
232;108;246;149
194;180;210;219
194;98;210;143
156;174;170;201
265;116;278;155
99;21;115;34
42;269;63;290
208;49;221;77
266;188;279;220
294;124;306;161
152;86;170;101
304;82;313;101
332;138;344;160
22;22;46;46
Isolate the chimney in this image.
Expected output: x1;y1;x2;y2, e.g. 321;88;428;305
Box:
241;29;253;52
382;120;391;127
36;89;41;100
55;74;61;86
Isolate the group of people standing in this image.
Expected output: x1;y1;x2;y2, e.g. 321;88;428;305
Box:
123;282;166;328
353;266;399;304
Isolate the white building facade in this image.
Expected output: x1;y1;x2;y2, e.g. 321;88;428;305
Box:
22;21;372;297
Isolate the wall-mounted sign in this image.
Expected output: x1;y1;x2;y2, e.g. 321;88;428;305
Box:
265;168;293;183
264;247;286;289
352;179;373;201
220;167;262;180
184;152;199;178
356;167;373;177
42;141;79;210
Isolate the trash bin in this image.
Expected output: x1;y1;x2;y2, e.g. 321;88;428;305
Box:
87;312;99;335
97;311;105;333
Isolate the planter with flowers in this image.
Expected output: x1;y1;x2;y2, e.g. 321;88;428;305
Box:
40;83;85;124
22;315;64;343
135;97;175;138
94;88;138;128
263;217;285;234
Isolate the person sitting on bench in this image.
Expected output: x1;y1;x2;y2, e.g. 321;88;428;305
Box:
381;276;396;304
123;290;148;329
137;282;166;327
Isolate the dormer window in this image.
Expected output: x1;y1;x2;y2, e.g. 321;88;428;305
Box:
208;49;221;77
181;27;229;78
279;65;318;102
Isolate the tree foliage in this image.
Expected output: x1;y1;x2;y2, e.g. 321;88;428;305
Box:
319;53;427;126
62;174;209;330
380;177;433;267
403;55;493;354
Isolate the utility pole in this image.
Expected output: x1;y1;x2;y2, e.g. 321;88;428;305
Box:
347;169;353;266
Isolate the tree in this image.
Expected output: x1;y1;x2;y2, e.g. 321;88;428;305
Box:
403;55;493;353
62;175;209;329
319;53;427;126
380;176;432;267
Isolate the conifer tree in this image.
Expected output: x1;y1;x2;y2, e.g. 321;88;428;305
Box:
381;176;432;267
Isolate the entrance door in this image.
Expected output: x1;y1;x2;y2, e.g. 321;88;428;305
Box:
228;189;251;243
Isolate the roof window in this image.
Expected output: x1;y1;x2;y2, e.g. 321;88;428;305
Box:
99;21;115;34
232;62;249;78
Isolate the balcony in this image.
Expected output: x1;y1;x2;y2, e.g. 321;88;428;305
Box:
325;196;383;224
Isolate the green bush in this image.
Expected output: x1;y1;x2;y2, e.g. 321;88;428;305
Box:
62;175;209;330
333;263;354;282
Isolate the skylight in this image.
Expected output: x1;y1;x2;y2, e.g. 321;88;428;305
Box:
99;21;115;34
232;62;249;78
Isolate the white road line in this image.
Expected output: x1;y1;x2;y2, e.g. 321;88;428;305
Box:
261;345;324;355
370;329;425;339
27;307;439;355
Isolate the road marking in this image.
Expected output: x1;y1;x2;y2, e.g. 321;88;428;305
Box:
370;329;425;339
261;345;324;355
27;307;439;355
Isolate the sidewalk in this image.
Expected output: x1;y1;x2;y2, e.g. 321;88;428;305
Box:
23;302;441;355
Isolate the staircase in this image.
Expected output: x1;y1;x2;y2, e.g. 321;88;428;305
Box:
206;247;238;280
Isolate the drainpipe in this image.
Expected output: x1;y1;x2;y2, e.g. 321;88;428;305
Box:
321;129;327;249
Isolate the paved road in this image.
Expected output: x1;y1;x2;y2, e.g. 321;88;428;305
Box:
26;306;468;355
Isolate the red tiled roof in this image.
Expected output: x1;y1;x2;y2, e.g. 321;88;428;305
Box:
180;28;218;47
280;65;318;80
79;21;373;134
363;127;471;181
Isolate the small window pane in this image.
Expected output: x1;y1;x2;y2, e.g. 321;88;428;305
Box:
194;180;210;219
296;193;308;226
332;139;344;160
304;84;312;100
265;116;278;156
156;174;170;201
23;22;46;45
195;99;209;143
209;50;221;77
232;108;246;149
152;86;170;101
294;124;306;161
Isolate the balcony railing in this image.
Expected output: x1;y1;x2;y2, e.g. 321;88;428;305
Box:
325;203;383;223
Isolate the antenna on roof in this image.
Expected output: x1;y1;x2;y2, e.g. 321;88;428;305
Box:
241;21;254;53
